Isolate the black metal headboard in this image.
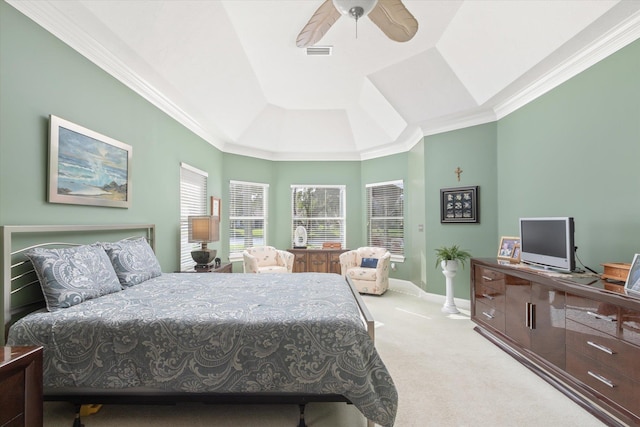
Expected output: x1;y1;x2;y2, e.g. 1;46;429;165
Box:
1;224;155;345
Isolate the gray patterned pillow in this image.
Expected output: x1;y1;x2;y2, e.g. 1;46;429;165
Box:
101;237;161;287
25;244;122;312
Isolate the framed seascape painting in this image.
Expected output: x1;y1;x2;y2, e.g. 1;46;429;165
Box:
48;115;132;208
440;186;479;223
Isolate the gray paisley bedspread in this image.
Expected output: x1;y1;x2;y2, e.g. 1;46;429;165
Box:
8;272;397;426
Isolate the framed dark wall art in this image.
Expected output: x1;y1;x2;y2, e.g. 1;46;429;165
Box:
440;186;479;223
48;115;132;208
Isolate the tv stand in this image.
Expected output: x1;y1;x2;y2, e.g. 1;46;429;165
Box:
471;258;640;426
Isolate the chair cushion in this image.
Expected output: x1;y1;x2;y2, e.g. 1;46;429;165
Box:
360;257;378;268
347;267;378;281
248;246;279;267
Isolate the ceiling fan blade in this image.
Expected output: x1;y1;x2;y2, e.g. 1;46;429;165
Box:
368;0;418;43
296;0;342;48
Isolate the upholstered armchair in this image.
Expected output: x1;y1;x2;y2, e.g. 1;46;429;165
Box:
242;246;294;273
339;247;391;295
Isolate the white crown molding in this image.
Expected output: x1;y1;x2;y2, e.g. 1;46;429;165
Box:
421;108;498;138
494;9;640;120
7;1;639;162
7;0;224;150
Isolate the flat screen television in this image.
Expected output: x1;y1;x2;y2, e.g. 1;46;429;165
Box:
519;217;575;273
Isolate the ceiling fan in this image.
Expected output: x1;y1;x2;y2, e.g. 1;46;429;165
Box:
296;0;418;48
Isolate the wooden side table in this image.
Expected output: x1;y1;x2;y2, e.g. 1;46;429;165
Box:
179;262;232;273
0;346;43;427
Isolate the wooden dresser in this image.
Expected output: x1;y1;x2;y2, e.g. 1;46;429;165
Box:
0;346;43;427
288;248;348;274
471;258;640;426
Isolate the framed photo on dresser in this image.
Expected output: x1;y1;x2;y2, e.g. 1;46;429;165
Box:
497;236;520;260
625;253;640;294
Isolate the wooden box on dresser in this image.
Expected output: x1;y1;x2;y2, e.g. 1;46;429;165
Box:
0;346;43;427
471;258;640;427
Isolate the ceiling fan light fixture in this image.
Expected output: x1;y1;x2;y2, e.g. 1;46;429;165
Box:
332;0;378;20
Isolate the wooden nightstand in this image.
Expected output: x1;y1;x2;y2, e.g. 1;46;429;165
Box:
0;346;43;427
180;262;232;273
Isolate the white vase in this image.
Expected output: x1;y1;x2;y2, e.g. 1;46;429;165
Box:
441;260;460;314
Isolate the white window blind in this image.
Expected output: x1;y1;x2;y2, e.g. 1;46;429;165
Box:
229;180;268;256
291;185;345;249
367;180;404;256
180;163;208;270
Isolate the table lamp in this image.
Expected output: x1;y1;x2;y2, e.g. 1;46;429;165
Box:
188;215;219;268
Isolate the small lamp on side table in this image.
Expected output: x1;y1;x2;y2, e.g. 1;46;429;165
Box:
188;215;219;269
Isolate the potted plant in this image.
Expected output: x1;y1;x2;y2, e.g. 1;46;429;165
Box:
435;244;471;314
434;244;472;272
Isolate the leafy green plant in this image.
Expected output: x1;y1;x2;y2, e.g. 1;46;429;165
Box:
434;245;472;269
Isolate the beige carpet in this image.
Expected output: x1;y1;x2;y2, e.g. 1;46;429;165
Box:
43;280;606;427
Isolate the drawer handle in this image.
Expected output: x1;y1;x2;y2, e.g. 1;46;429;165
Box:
587;371;615;388
482;311;495;319
482;293;495;301
586;311;615;322
482;275;493;281
587;341;614;355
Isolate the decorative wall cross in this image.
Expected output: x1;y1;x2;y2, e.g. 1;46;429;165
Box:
454;166;463;181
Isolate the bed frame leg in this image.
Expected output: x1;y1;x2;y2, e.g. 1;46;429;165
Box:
297;403;306;427
72;404;84;427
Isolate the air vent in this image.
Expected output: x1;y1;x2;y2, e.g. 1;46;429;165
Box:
306;46;332;56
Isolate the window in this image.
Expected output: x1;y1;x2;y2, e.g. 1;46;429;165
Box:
180;163;208;270
367;180;404;259
229;180;268;258
291;185;346;248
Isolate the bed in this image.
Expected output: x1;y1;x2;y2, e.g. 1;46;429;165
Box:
2;224;397;427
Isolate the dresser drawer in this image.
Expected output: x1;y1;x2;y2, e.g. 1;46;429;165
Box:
475;299;505;334
567;348;640;415
566;319;640;383
566;294;618;337
475;282;505;311
475;267;506;291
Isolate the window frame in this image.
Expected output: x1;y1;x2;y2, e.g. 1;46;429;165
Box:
291;184;346;249
228;180;269;261
179;162;208;270
366;180;405;262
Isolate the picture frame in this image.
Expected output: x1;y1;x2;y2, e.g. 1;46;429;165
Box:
210;196;221;218
497;236;520;260
440;186;479;223
625;253;640;294
511;244;521;263
48;115;132;208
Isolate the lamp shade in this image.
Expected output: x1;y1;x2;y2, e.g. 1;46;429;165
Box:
188;216;219;243
333;0;378;19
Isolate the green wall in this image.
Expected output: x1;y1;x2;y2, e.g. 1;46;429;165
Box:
220;156;364;272
0;1;224;274
423;123;499;298
2;0;639;311
361;153;410;280
497;39;640;269
407;138;426;286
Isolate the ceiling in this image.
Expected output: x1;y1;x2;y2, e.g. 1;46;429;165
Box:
7;0;640;161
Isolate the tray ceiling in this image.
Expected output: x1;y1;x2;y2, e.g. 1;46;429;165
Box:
7;0;640;160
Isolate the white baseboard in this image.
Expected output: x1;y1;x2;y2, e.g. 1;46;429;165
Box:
388;278;471;311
